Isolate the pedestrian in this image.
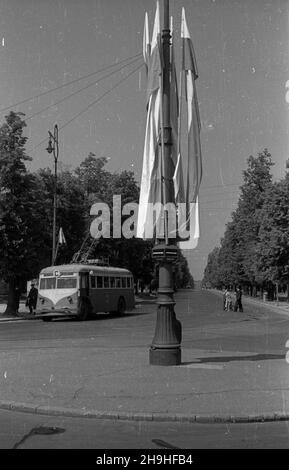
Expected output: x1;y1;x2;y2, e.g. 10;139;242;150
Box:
15;284;21;315
225;288;233;311
26;282;38;315
223;287;227;310
234;286;243;312
150;278;158;295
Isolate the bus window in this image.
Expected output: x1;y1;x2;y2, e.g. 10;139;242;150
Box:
104;276;109;288
116;277;121;288
121;277;126;288
40;278;56;290
90;276;96;289
57;277;77;289
110;277;115;288
97;276;103;288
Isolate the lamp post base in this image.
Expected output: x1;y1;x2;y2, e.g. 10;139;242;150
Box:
149;346;181;366
150;243;182;366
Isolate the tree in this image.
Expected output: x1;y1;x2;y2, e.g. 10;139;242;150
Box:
236;149;274;289
203;247;221;288
74;153;112;203
174;251;194;288
37;168;88;265
257;175;289;287
203;149;274;291
0;112;50;314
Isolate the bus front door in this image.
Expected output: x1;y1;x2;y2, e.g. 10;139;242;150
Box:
79;272;89;298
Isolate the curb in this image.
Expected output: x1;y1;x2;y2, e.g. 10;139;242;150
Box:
1;400;289;423
0;315;35;322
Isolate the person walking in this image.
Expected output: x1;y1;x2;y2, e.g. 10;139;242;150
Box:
223;287;227;310
225;288;233;311
234;286;243;312
26;282;38;315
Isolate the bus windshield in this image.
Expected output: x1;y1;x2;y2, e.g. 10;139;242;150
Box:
57;277;77;289
40;277;77;289
40;278;56;290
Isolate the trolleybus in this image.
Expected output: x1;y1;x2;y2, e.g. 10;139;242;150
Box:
36;263;135;321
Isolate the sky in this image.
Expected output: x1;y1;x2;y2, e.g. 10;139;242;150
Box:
0;0;289;280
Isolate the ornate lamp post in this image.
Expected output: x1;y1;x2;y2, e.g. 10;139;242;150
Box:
46;124;59;266
149;0;182;366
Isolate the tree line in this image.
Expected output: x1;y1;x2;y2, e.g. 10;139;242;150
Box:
203;148;289;300
0;112;193;314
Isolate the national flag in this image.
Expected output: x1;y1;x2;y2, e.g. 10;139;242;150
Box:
145;1;162;106
58;227;66;245
179;7;202;249
173;151;185;204
143;12;150;74
181;7;202;204
137;1;162;239
170;16;185;205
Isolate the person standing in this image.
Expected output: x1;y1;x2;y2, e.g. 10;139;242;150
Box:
15;284;21;314
26;282;38;315
223;287;227;310
234;286;243;312
225;288;233;311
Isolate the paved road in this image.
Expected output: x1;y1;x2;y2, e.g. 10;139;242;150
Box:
0;288;289;449
1;408;289;449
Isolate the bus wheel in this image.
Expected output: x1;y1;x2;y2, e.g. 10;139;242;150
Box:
78;301;89;321
117;297;126;315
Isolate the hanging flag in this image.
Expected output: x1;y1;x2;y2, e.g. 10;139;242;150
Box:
137;1;162;239
173;151;185;204
58;227;66;245
179;7;202;249
181;7;202;204
171;16;185;205
143;12;150;74
145;1;162;107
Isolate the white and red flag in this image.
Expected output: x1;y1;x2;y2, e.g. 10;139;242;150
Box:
137;1;162;239
178;7;202;249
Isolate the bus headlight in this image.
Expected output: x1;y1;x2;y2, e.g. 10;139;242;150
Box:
67;296;73;304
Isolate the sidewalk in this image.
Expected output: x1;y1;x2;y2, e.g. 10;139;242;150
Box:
211;288;289;316
0;292;289;423
0;301;35;321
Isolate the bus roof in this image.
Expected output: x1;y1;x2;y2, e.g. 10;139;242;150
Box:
39;264;133;275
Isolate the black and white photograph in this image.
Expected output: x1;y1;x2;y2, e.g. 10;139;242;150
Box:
0;0;289;458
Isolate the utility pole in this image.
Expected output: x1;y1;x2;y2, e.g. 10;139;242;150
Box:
46;124;59;266
149;0;182;366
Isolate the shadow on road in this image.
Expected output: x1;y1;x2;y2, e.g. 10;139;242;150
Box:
44;308;154;323
182;353;285;365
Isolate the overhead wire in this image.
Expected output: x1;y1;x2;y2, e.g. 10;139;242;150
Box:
201;183;241;189
0;52;142;113
25;55;143;123
59;62;144;132
30;61;144;153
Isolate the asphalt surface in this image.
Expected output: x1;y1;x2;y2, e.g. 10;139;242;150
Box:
0;289;289;423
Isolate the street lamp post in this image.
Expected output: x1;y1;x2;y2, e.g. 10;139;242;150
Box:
149;0;182;366
46;124;59;266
